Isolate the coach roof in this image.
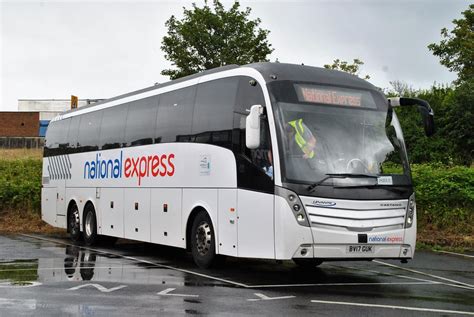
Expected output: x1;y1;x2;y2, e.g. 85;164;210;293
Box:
63;62;376;116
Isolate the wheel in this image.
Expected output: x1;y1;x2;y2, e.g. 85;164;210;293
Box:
68;203;82;242
293;258;323;269
191;211;216;269
83;204;98;246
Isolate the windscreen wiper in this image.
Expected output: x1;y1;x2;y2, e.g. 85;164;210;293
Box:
307;173;377;193
333;184;408;194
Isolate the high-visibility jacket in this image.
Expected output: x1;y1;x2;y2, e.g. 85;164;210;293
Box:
288;119;315;159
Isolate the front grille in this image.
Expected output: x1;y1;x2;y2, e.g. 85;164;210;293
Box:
305;204;406;232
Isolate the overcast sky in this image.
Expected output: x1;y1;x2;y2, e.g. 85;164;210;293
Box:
0;0;469;111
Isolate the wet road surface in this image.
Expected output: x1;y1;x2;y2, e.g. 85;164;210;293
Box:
0;234;472;316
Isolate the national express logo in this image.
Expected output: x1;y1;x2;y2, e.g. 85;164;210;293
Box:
83;151;175;185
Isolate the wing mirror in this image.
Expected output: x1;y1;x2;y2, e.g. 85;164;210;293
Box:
245;104;263;149
388;97;435;137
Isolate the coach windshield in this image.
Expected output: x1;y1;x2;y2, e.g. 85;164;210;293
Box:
270;81;411;195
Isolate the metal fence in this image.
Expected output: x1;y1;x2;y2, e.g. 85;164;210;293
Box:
0;137;44;149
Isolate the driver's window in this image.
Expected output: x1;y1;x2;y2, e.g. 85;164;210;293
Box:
232;76;274;193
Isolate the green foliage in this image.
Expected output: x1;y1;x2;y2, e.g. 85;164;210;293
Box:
161;0;273;79
324;58;370;79
383;163;473;233
387;80;473;166
428;4;474;84
0;159;42;213
410;164;473;233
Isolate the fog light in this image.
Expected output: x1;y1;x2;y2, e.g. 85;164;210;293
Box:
403;248;408;256
288;194;295;202
293;204;301;211
301;248;308;256
297;213;305;222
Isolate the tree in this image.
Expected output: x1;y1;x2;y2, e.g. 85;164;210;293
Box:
161;0;274;80
323;58;370;79
428;4;474;84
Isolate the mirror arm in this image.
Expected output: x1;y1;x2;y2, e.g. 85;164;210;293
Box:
388;97;434;115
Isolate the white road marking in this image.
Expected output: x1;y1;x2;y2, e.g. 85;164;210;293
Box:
248;281;437;288
374;260;474;290
310;299;474;315
334;264;474;291
157;288;199;297
247;293;295;301
67;283;127;293
435;250;474;258
0;281;42;288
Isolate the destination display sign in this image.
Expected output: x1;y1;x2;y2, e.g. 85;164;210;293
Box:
295;84;376;108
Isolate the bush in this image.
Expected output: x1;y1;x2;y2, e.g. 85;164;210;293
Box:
411;164;473;233
0;159;42;213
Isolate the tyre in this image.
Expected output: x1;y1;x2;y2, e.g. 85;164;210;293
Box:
191;211;216;269
293;258;323;269
83;204;98;246
68;203;82;243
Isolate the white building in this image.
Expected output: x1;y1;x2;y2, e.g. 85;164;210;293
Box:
18;99;104;121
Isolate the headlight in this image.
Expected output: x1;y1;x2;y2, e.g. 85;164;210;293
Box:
275;186;310;227
405;193;415;228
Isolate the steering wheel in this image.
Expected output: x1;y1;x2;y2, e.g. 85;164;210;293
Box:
346;158;370;173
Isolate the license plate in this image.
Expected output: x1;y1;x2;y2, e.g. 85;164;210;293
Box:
346;245;375;254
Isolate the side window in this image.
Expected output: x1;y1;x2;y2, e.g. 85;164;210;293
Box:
100;104;129;150
77;111;103;152
191;77;239;148
45;118;70;156
124;96;159;147
235;76;266;114
232;77;273;192
67;116;81;154
156;86;195;143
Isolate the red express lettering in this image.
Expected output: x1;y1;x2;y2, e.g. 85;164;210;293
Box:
124;153;176;185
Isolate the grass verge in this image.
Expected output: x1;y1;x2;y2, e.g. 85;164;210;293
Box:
0;210;66;236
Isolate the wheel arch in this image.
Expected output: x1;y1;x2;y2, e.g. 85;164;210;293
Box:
185;206;214;252
66;199;78;233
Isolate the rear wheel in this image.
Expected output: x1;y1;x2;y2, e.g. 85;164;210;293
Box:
68;203;82;243
293;258;323;269
191;211;216;269
83;204;98;246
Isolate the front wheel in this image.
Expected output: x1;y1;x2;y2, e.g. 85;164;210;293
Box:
191;211;216;269
83;204;98;246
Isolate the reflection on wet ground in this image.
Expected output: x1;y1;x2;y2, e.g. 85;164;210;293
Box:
0;234;472;316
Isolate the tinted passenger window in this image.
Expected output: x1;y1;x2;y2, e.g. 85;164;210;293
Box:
156;87;196;143
77;111;103;152
124;96;159;147
100;104;129;150
235;77;266;114
45;118;70;156
192;77;239;148
67;116;81;154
